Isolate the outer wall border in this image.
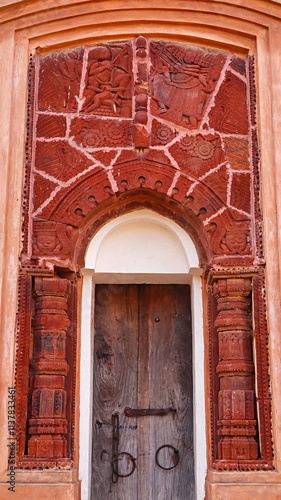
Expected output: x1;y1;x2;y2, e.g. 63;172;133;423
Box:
0;2;281;499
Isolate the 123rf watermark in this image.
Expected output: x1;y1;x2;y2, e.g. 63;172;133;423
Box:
7;387;16;492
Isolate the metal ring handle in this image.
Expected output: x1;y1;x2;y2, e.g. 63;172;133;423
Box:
112;451;136;479
155;444;180;470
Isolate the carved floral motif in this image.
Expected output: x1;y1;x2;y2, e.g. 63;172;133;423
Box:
151;120;177;146
70;117;132;148
169;133;224;178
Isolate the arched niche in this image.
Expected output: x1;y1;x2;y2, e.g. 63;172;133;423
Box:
85;209;199;280
80;208;206;500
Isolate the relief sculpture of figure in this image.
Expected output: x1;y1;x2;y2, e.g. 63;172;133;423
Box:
58;50;83;111
38;50;82;112
151;43;222;128
82;45;132;116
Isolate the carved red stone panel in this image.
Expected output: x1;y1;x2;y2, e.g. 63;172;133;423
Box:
150;41;227;129
33;173;59;214
112;159;175;194
38;48;84;113
37;114;67;139
35;140;94;183
230;172;251;214
151;120;178;146
209;71;249;134
82;43;132;118
70;117;133;148
169;133;225;179
222;137;249;171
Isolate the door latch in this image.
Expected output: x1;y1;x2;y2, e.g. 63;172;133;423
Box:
111;413;136;483
124;407;176;417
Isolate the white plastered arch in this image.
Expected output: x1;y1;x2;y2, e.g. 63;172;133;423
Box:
80;209;206;499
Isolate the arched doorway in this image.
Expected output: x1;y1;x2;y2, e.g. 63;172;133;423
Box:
80;209;206;499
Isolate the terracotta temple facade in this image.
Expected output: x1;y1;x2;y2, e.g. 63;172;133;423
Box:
1;1;281;499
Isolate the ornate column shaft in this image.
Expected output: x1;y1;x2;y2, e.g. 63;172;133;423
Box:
213;277;258;462
28;277;70;458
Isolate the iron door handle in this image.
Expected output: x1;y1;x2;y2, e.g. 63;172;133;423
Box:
111;413;136;483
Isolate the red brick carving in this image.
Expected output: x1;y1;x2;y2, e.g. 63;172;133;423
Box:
82;44;132;117
222;137;249;171
32;222;75;259
70;117;132;148
169;133;224;178
150;41;226;128
220;228;250;255
38;49;83;113
132;36;149;148
37;114;67;139
35;140;94;183
213;277;258;463
230;172;251;214
15;40;273;471
151;120;177;146
209;71;249;134
39;168;112;226
230;57;246;76
33;173;59;213
28;277;70;459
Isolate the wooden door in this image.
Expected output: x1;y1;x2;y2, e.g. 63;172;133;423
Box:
92;284;194;499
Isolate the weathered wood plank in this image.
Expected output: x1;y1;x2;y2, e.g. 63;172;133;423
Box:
137;285;152;499
92;284;138;498
148;285;195;500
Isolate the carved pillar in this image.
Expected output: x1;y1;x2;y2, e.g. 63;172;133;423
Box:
28;277;70;458
213;277;258;462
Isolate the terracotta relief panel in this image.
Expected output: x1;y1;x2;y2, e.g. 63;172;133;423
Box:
150;41;226;129
29;39;255;267
15;39;272;470
82;44;132;117
38;48;84;113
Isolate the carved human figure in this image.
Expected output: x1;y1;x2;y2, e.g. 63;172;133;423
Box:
32;222;74;257
57;51;82;110
151;43;220;128
220;229;250;255
82;46;131;115
33;233;62;255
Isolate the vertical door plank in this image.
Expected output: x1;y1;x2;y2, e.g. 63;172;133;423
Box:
137;285;152;499
92;284;138;499
148;285;195;500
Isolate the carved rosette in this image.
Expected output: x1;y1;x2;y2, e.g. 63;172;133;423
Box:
28;277;70;458
213;278;258;462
